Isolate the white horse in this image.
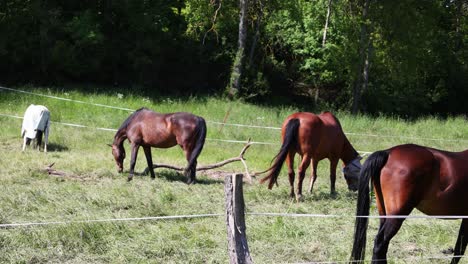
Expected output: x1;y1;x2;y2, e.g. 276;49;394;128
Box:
21;104;51;152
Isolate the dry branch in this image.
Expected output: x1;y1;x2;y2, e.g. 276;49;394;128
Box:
145;140;254;183
42;163;84;181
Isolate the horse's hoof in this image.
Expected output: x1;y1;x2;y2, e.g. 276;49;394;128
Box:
186;178;196;185
295;194;303;202
127;176;133;182
441;247;454;254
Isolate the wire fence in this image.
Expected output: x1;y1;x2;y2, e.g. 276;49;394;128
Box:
1;85;467;263
2;86;467;143
0;112;373;154
3;211;468;229
1;211;466;262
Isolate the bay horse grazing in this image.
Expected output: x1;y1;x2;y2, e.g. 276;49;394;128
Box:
351;144;468;264
111;108;206;184
21;104;51;152
260;111;362;201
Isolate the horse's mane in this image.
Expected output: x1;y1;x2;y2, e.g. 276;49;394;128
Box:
114;108;148;145
117;108;147;132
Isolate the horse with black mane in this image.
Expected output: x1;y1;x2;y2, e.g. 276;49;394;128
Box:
260;111;362;201
351;144;468;264
111;107;206;184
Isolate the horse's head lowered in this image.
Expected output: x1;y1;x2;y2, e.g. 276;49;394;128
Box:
111;144;126;173
342;157;362;191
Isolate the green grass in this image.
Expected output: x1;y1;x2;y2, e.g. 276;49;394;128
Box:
0;86;467;263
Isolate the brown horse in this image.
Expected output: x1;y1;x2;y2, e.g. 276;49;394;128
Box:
260;111;361;201
351;144;468;264
111;107;206;184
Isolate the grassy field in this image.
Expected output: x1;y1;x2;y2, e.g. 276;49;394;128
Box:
0;86;467;263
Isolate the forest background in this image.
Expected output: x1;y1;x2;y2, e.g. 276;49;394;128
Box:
1;0;466;117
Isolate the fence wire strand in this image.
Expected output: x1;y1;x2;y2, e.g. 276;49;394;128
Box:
2;86;467;143
1;85;467;263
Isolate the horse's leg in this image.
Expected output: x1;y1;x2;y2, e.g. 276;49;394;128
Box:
183;147;197;185
329;158;338;195
372;177;415;263
451;219;468;264
186;159;197;184
143;146;155;179
372;218;405;263
296;154;311;202
36;131;43;151
128;143;140;181
308;159;318;193
44;125;49;153
285;150;296;199
22;136;27;151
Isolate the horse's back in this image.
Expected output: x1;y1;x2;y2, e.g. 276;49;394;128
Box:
284;111;346;158
169;112;204;129
382;144;468;215
317;111;346;138
126;109;204;148
283;112;321;152
169;112;206;147
126;109;176;147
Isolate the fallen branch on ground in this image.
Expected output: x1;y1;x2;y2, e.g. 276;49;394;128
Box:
144;139;254;183
42;163;84;181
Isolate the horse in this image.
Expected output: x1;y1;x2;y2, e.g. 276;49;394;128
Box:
21;104;51;152
111;107;207;184
350;144;468;264
259;111;362;201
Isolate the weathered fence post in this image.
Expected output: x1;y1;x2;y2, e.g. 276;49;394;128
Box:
224;173;253;264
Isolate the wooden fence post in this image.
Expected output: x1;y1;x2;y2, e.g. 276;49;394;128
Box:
224;173;253;264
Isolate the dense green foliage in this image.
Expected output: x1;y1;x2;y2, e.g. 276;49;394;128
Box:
0;87;467;263
1;0;466;116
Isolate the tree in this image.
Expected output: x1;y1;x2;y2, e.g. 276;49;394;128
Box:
228;0;248;97
351;0;371;114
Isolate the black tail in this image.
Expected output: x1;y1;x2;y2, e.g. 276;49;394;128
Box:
260;118;300;189
186;117;207;178
350;150;389;263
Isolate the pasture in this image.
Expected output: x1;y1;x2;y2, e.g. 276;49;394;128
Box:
0;86;467;263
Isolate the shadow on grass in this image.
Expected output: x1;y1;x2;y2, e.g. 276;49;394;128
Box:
47;143;69;152
309;189;358;202
134;169;221;185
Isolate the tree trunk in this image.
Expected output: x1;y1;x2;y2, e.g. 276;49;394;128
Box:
39;0;49;80
322;0;332;48
454;0;465;50
248;0;262;66
228;0;248;98
361;40;372;105
351;0;370;114
317;0;333;105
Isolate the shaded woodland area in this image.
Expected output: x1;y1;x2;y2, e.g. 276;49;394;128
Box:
0;0;466;116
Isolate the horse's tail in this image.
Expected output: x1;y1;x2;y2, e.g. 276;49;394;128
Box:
260;118;300;189
187;116;207;172
350;150;389;263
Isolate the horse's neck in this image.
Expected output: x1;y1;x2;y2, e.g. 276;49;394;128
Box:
340;138;359;165
113;129;127;146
